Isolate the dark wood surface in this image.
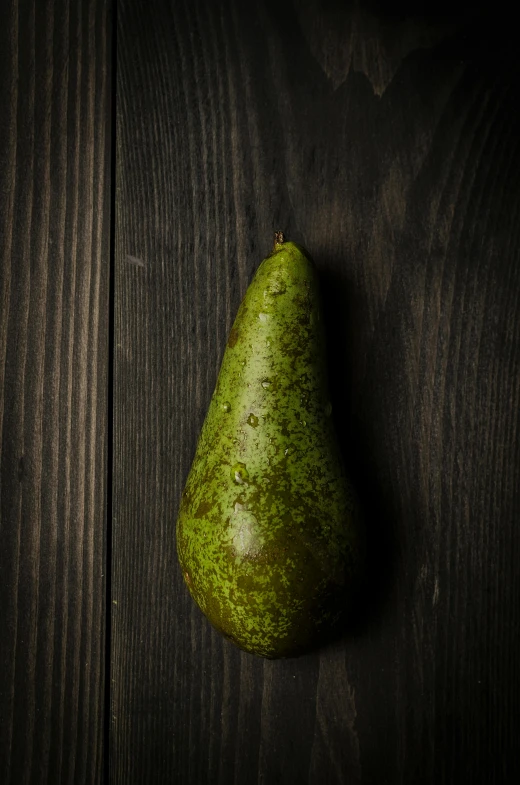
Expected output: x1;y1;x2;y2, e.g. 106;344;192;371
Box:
2;0;520;783
0;1;111;783
113;2;520;784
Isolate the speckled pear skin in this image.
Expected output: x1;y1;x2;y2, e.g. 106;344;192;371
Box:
176;238;363;658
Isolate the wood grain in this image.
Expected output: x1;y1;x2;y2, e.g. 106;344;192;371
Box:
0;1;111;783
113;1;520;784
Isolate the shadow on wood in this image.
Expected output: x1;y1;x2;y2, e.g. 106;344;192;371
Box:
317;262;399;650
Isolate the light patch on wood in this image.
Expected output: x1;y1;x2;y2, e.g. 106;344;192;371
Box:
295;1;458;95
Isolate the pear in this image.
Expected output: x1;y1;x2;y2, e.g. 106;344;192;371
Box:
176;233;363;658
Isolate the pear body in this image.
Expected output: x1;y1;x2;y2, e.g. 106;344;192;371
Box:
176;241;362;658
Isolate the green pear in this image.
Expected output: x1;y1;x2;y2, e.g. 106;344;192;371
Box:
177;233;363;658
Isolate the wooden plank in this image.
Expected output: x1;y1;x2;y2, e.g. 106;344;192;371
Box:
0;1;111;783
113;1;520;783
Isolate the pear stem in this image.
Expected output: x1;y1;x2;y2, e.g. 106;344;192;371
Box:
273;230;285;251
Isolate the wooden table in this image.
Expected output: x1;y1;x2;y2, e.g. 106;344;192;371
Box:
1;1;519;783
